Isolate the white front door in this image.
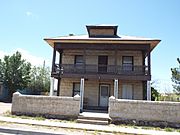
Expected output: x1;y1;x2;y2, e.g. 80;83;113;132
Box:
122;84;133;99
100;85;109;107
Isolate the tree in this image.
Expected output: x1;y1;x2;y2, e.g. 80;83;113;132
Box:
151;87;160;101
150;81;160;101
0;51;31;100
171;58;180;94
28;63;50;93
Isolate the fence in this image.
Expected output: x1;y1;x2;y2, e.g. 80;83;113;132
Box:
109;96;180;128
12;92;80;119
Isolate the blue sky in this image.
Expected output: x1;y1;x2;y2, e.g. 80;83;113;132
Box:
0;0;180;92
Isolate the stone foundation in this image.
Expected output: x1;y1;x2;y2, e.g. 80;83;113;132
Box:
111;118;180;128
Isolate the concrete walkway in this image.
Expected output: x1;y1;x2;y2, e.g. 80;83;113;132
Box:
79;111;109;118
0;102;11;114
0;116;179;135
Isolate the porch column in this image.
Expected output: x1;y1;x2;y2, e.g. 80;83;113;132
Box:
83;48;86;73
52;47;56;73
57;79;61;96
57;51;62;96
80;78;85;112
114;49;117;74
147;81;151;100
114;79;118;99
147;48;151;76
50;77;54;96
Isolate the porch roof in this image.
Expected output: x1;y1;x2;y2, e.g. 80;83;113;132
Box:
44;34;161;51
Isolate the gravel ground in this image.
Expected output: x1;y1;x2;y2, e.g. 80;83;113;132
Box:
0;102;11;115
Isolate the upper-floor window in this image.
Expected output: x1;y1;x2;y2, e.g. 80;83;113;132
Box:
72;82;80;96
122;56;133;71
75;55;84;65
98;56;108;73
0;84;3;95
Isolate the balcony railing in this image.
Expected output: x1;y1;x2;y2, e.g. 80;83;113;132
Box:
53;64;149;76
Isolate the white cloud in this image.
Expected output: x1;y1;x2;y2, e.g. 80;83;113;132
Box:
0;48;50;67
0;50;6;59
26;11;33;16
25;11;38;19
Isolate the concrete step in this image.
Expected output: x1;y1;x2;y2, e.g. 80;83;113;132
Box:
78;115;109;121
77;114;109;125
77;118;108;125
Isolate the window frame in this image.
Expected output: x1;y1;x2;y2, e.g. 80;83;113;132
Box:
0;84;3;95
122;84;134;99
74;55;84;65
72;82;80;96
122;56;134;71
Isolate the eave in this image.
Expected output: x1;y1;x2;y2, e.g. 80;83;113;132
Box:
44;38;161;51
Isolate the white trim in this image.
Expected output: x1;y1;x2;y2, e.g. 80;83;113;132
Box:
147;81;151;101
49;77;54;96
114;79;118;99
80;78;84;112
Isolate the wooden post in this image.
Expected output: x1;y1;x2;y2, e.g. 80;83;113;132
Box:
83;48;86;73
80;78;84;113
50;77;54;96
57;51;62;96
148;48;151;76
114;49;117;74
147;81;151;101
59;51;62;67
52;47;56;73
114;79;118;98
57;79;60;96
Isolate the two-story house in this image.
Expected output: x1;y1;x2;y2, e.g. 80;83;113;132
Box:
44;25;160;111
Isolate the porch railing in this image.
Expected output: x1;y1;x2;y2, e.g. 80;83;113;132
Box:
53;64;149;76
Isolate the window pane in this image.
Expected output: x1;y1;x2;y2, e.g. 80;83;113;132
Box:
74;83;80;91
123;56;133;71
0;85;2;95
123;56;133;64
75;55;83;64
73;83;80;96
101;86;108;96
122;84;133;99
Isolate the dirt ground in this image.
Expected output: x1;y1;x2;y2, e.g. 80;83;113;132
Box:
0;122;122;135
0;102;11;114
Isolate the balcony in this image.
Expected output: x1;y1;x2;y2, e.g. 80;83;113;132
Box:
52;64;149;78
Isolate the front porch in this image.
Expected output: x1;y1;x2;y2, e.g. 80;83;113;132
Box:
50;77;152;112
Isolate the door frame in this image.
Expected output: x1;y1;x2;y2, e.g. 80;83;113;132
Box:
98;84;110;107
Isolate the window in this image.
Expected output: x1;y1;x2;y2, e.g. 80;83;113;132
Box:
98;56;108;73
75;55;84;72
122;56;133;71
73;83;80;96
75;55;84;65
0;84;2;95
100;85;109;97
122;84;133;99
